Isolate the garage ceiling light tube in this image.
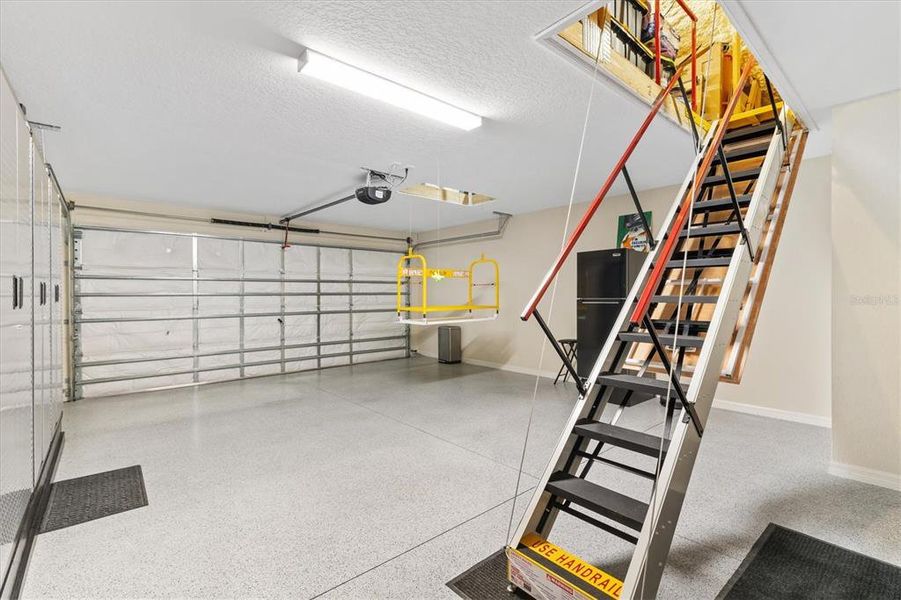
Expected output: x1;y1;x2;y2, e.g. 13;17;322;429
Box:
298;49;482;131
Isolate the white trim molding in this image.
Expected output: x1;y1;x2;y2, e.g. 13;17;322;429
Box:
413;349;560;380
712;398;832;428
828;461;901;492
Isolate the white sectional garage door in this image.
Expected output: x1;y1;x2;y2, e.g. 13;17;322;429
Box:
73;227;408;398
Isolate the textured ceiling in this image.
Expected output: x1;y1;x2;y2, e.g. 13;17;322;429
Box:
0;0;697;232
1;1;894;232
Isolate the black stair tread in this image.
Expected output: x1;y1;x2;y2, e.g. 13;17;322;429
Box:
608;389;657;407
546;473;649;530
665;256;732;269
619;331;705;348
651;318;711;331
723;122;777;144
679;222;742;238
670;247;734;257
694;195;752;212
713;140;770;164
651;294;718;304
596;372;677;398
574;419;670;458
703;168;761;187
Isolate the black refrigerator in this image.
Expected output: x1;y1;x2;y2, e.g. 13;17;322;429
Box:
576;249;644;379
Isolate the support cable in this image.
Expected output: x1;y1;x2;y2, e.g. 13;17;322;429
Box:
504;26;606;547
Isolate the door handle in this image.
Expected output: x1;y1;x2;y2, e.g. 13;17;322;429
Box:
54;284;60;303
12;275;18;309
18;277;24;309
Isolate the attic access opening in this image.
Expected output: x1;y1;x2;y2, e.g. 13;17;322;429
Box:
537;0;788;133
399;183;495;206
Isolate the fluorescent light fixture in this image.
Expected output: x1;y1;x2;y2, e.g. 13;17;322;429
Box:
298;49;482;131
400;183;495;206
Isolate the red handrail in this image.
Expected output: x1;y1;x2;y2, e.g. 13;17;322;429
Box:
630;57;757;325
520;64;686;322
654;0;697;111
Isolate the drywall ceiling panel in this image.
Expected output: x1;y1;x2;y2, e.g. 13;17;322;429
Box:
0;0;695;231
728;1;900;116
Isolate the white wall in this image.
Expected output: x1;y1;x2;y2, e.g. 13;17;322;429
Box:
412;183;682;375
716;155;832;424
829;90;900;488
411;155;834;422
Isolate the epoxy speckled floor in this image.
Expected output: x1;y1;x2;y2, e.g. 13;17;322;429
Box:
23;356;901;599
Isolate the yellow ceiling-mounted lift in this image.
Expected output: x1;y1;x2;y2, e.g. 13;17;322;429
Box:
396;248;499;326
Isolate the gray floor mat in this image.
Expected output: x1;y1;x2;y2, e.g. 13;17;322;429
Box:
448;549;529;600
718;523;901;599
39;465;147;534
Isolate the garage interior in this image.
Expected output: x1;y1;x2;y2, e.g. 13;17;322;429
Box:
1;1;899;599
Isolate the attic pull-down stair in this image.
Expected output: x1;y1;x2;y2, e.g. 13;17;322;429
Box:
507;56;806;599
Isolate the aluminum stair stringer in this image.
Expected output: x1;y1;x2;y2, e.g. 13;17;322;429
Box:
743;107;792;253
619;246;753;599
510;123;719;544
619;117;790;597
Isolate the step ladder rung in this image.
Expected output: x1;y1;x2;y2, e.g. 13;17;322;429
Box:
546;473;649;531
650;318;711;331
712;141;770;165
693;195;752;212
574;419;670;458
596;373;677;398
619;331;705;349
703;168;761;187
679;222;742;238
723;121;777;144
665;256;732;269
666;249;734;261
651;294;718;304
571;451;658;480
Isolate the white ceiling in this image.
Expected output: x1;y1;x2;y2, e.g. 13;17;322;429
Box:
1;1;898;232
725;0;900;141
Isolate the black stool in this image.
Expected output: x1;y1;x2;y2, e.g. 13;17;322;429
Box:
554;338;578;385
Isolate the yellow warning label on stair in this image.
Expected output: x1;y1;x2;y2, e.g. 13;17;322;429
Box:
507;534;623;600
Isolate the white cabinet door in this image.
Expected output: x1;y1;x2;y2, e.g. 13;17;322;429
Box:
0;72;34;579
48;184;64;437
32;159;51;479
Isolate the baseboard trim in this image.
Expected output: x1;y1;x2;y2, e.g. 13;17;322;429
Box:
412;351;835;429
0;420;64;600
712;398;831;428
828;461;901;491
413;350;560;380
